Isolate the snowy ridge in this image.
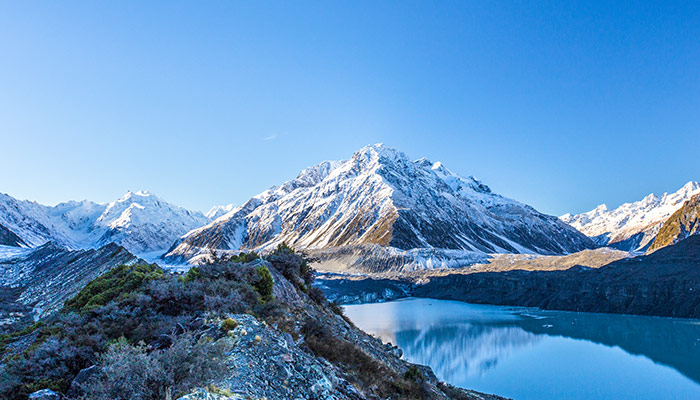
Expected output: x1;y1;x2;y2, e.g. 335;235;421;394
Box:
205;204;236;220
560;181;700;251
0;191;210;254
165;144;592;266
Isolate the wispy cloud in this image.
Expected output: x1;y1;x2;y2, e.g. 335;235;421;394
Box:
263;134;278;141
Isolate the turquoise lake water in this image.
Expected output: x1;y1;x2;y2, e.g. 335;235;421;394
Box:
344;298;700;400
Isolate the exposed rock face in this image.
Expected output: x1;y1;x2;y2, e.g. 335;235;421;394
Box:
561;181;700;251
0;223;26;247
165;144;592;265
414;235;700;319
179;314;361;400
0;242;140;330
647;193;700;253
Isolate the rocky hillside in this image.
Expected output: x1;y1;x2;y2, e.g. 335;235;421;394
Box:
561;181;700;251
0;224;26;247
165;144;592;265
0;191;209;254
414;235;700;319
0;246;502;400
0;242;140;331
647;193;700;253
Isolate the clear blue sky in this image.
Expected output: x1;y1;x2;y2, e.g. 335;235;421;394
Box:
1;1;698;215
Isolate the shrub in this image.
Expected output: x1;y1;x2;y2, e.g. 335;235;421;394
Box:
254;266;274;302
229;252;259;264
81;334;229;400
301;318;430;400
308;286;326;305
403;365;424;382
64;264;163;312
266;244;314;288
220;318;238;332
182;266;202;283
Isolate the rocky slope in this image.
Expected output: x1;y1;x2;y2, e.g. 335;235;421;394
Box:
561;181;700;251
0;224;26;247
413;235;700;319
647;193;700;253
0;242;140;330
0;191;209;254
165;144;592;266
1;246;503;400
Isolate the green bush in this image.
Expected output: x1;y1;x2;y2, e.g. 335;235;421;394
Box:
182;266;202;283
254;266;274;302
220;318;238;332
64;264;163;312
230;252;259;263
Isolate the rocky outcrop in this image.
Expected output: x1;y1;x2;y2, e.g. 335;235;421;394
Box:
647;193;700;253
178;314;361;399
27;389;60;400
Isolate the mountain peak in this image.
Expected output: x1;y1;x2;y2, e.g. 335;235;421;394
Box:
351;143;407;164
119;190;154;201
678;181;700;195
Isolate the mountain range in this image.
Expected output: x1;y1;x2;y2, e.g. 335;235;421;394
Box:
1;144;698;270
0;190;209;254
560;181;700;252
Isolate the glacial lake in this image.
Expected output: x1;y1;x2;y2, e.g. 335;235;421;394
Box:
344;298;700;400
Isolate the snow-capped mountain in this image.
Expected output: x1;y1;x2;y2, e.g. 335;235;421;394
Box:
205;204;237;220
0;191;209;254
560;181;700;252
164;144;592;265
91;191;210;253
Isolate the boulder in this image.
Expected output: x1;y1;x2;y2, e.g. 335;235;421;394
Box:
28;389;61;400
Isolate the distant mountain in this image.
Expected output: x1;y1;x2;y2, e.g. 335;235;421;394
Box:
0;242;140;329
91;191;210;253
647;193;700;253
165;144;592;265
560;181;700;252
205;204;237;220
0;191;208;254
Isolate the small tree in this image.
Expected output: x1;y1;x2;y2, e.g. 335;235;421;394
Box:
254;266;273;302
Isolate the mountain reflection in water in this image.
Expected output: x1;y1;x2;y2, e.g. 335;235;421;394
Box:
392;325;540;380
345;298;700;400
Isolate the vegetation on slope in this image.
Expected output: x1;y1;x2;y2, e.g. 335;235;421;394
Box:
0;243;475;400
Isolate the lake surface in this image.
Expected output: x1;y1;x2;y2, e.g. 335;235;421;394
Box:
345;298;700;400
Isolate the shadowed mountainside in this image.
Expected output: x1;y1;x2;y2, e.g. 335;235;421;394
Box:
414;235;700;318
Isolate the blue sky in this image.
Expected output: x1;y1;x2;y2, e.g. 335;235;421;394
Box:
1;1;698;215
